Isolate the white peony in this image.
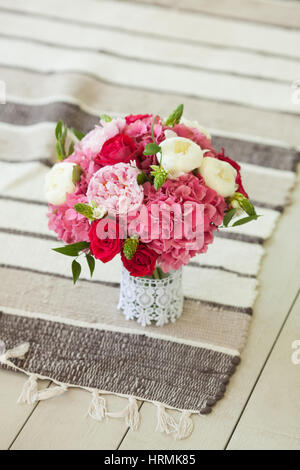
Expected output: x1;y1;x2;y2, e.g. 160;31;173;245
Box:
160;136;207;179
44;162;78;205
199;157;237;198
181;117;211;139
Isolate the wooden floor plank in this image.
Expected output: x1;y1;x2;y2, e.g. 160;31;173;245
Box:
129;0;300;29
0;369;50;450
10;388;141;450
120;173;300;449
227;292;300;450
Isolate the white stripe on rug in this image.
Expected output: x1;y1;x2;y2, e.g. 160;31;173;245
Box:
0;38;297;113
0;0;299;58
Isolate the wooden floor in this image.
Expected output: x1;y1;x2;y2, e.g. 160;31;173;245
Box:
0;0;300;450
1;170;299;450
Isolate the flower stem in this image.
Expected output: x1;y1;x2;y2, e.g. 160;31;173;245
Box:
152;268;160;280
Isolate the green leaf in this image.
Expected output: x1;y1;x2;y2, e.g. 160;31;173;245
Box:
86;253;95;277
223;208;236;227
55;120;63;140
234;193;256;216
137;171;149;185
72;259;81;284
68;141;75;157
143;143;161;156
55;120;68;161
165;104;184;127
52;241;90;257
74;203;94;220
72;165;82;185
100;114;112;122
232;215;259;227
123;237;139;260
56;141;65;161
70;127;85;141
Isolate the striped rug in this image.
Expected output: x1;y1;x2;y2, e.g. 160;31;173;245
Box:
0;0;299;440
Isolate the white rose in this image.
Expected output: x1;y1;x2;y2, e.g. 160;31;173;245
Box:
181;117;211;139
199;157;237;198
160;137;206;179
44;162;78;205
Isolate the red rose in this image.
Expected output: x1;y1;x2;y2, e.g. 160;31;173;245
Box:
217;150;249;198
121;243;158;277
89;218;121;263
95;133;136;167
125;114;151;125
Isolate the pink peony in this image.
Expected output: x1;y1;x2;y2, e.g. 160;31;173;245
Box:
77;118;126;160
47;193;90;244
87;162;144;215
131;175;226;272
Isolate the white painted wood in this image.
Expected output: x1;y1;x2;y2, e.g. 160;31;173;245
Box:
0;370;50;450
227;294;300;450
11;388;141;450
129;0;300;29
120;174;300;449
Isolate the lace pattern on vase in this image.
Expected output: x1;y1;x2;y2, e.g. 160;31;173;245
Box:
118;267;183;327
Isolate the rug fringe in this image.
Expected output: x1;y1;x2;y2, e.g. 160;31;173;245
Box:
1;341;197;440
88;389;106;422
106;396;140;431
155;404;194;440
17;374;38;405
155;403;177;434
0;342;30;363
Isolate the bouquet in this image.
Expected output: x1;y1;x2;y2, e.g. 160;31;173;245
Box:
44;105;258;325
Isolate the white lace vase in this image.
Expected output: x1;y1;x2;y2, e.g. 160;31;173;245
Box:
118;267;184;327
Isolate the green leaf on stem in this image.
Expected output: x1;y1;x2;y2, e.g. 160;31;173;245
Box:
232;215;260;227
86;253;95;277
52;241;90;257
234;193;256;216
72;259;81;284
55;120;63;140
223;208;236;227
137;171;149;185
165;104;184;127
70;127;85;140
72;165;82;185
74;203;94;220
143;143;161;156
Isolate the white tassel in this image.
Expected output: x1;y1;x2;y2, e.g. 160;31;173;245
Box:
37;385;67;401
106;397;140;431
125;397;140;431
174;411;194;440
155;404;177;435
17;374;38;405
0;342;30;364
88;390;106;422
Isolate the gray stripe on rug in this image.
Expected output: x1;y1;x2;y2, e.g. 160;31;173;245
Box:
1;101;299;171
0;312;240;413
